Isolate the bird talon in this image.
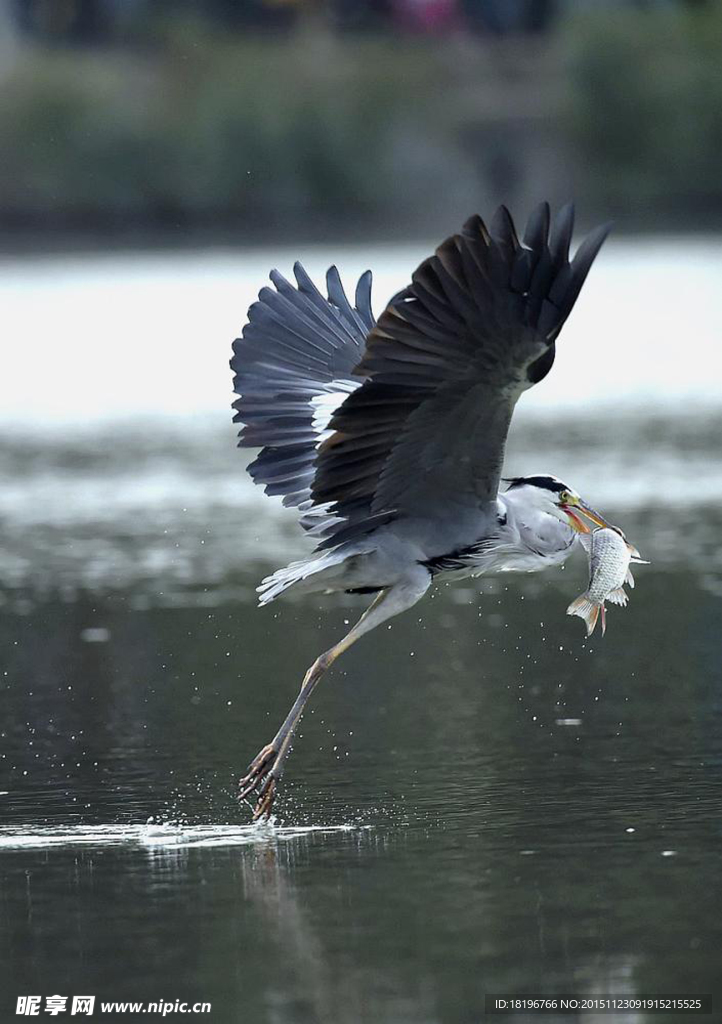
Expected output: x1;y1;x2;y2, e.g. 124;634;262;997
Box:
251;776;277;820
237;742;279;812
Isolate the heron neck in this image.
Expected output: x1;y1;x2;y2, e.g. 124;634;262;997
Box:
499;490;576;556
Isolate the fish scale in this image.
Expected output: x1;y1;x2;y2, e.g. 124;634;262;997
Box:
567;528;634;637
587;529;632;602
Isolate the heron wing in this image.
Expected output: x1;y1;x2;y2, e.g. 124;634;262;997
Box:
311;204;609;546
231;264;372;525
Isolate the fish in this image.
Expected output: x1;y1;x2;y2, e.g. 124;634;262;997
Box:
567;527;644;637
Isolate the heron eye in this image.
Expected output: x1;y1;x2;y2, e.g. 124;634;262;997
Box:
559;490;572;504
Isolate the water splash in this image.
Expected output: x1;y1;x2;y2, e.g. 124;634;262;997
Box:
0;820;366;851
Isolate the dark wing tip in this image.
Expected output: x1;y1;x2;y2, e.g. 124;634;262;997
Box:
568;221;612;290
538;216;611;339
462;213;490;244
490;204;520;249
577;220;613;256
549;202;575;266
523;201;550;252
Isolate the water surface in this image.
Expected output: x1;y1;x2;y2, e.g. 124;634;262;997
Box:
1;242;721;1023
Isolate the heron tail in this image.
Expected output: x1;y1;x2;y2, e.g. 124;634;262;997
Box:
566;594;601;637
257;549;351;605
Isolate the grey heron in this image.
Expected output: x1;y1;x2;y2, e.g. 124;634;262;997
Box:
231;202;617;819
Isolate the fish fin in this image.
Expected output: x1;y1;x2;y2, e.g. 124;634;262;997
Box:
607;587;628;607
625;568;635;589
601;604;606;636
566;595;600;637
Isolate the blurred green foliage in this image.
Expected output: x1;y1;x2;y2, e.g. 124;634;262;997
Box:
565;4;722;223
0;28;460;237
0;6;721;239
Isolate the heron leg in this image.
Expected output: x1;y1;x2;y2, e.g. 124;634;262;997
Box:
239;571;430;820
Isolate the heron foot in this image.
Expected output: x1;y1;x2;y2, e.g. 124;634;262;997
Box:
238;743;280;820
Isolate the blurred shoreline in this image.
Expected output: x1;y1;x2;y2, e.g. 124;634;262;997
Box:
2;5;721;246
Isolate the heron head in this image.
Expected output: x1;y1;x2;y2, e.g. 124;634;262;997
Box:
504;475;615;534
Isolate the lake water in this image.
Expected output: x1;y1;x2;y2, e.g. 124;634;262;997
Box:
1;240;722;1023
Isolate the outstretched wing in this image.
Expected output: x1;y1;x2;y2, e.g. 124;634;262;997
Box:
231;263;373;525
311;203;609;544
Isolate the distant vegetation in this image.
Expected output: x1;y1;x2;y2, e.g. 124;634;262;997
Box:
565;4;722;225
0;5;720;243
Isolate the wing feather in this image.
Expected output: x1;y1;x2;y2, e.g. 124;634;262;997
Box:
310;204;609;535
231;264;372;522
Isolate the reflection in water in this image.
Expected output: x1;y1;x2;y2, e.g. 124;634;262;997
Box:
237;844;372;1024
2;548;722;1022
237;848;644;1024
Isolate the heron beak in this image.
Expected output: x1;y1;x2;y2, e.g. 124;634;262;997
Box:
564;497;615;532
562;506;591;533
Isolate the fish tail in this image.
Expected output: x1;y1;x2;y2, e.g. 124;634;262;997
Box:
566;594;601;637
607;587;628;607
